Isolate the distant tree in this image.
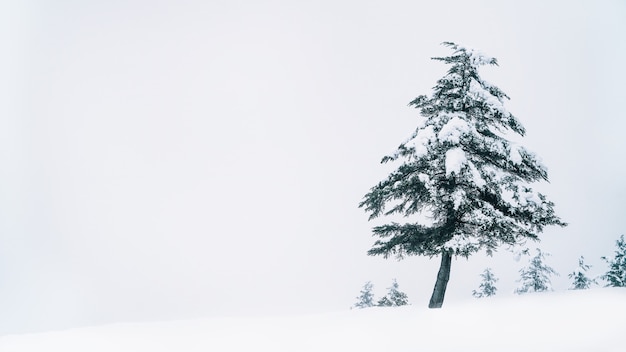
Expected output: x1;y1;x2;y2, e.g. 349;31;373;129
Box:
354;281;376;308
377;279;409;307
568;256;596;290
359;42;566;308
472;268;498;298
515;248;558;294
601;235;626;287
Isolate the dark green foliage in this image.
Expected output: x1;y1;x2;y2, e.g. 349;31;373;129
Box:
601;235;626;287
472;268;498;298
568;256;596;290
359;42;565;261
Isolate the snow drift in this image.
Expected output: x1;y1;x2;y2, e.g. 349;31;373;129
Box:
1;288;624;352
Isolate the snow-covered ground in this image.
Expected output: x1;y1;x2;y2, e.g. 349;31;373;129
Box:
1;288;624;352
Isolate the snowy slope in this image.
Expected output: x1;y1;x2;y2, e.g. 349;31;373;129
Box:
1;288;624;352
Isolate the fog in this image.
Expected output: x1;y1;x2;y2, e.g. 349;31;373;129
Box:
1;0;624;335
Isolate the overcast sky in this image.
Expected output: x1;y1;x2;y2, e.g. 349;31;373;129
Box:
1;0;625;336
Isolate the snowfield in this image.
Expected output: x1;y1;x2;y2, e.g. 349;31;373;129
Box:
1;288;624;352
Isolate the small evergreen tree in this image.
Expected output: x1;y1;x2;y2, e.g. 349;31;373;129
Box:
601;235;626;287
377;279;409;306
472;268;498;298
568;256;596;290
354;281;376;308
359;42;566;308
515;248;558;294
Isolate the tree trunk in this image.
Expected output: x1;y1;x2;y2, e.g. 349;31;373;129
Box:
428;250;452;308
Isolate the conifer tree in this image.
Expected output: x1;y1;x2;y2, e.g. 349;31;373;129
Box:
359;42;566;308
601;235;626;287
515;248;558;294
568;256;596;290
472;268;498;298
377;279;409;307
354;281;375;308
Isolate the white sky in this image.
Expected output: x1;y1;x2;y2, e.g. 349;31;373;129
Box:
1;0;625;335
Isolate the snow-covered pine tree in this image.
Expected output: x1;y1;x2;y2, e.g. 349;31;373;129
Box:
515;248;558;294
601;235;626;287
377;279;409;306
472;268;498;298
387;279;410;306
359;42;566;308
568;256;596;290
354;281;376;308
